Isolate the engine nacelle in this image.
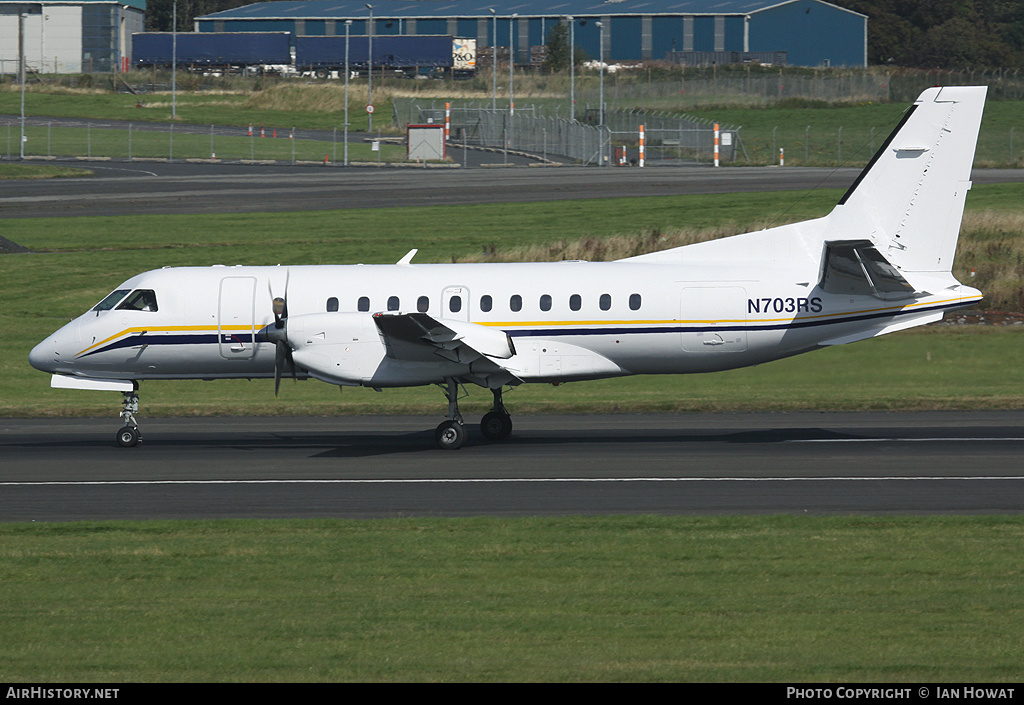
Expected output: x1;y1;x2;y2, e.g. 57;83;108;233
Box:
284;312;476;387
281;313;383;386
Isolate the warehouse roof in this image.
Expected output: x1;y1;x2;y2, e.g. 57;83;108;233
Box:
0;0;146;12
200;0;865;20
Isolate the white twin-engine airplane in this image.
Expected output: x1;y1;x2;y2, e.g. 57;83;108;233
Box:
31;86;986;450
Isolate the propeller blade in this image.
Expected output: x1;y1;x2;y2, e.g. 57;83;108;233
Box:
267;269;292;397
274;340;285;398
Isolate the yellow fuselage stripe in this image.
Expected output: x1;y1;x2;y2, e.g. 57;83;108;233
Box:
76;295;978;356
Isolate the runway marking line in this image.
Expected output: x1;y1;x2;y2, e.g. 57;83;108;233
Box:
786;437;1024;443
3;476;1024;487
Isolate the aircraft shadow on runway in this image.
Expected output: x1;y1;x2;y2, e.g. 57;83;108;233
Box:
6;425;1017;461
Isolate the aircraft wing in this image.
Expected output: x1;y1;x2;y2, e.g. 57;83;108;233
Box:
372;312;522;388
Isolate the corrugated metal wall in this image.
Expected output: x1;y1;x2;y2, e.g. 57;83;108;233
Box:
196;1;866;67
749;0;866;68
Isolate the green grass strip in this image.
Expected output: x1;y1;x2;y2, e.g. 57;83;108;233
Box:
0;164;93;180
1;516;1022;682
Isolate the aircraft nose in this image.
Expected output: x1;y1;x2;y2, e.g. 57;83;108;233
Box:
29;320;81;374
28;337;57;373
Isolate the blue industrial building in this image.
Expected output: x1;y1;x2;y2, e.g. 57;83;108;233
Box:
195;1;867;68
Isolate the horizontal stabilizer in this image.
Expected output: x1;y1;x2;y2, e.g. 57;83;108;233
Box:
818;311;944;346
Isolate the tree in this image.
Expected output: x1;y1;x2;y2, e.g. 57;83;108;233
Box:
544;22;570;72
145;0;252;32
835;0;1024;68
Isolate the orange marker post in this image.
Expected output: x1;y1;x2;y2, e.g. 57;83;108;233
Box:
714;123;720;167
639;124;645;167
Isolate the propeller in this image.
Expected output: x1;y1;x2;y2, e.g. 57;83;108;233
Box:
260;271;296;398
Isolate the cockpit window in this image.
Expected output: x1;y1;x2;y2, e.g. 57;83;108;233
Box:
93;289;131;311
116;289;159;312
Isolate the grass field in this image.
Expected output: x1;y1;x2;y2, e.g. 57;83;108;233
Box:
5;121;408;163
0;85;379;133
2;516;1023;682
4;82;1023;166
684;100;1024;167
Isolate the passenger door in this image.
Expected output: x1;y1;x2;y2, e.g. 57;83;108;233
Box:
218;277;257;359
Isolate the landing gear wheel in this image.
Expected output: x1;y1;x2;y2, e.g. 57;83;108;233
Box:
116;426;141;448
435;420;466;451
480;411;513;441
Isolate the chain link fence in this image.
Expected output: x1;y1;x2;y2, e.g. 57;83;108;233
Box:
392;98;739;165
575;72;891;106
1;118;405;163
572;69;1024;106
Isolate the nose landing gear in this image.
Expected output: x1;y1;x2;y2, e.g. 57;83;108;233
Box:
116;386;142;447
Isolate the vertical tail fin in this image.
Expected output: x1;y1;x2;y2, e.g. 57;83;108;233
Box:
827;86;986;275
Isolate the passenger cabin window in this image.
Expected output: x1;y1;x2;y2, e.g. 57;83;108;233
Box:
570;294;582;311
357;296;370;312
480;295;492;313
629;293;642;311
326;297;339;312
93;289;130;311
417;296;429;313
449;295;462;313
116;289;158;312
510;294;522;312
599;294;612;311
540;294;552;312
387;296;400;312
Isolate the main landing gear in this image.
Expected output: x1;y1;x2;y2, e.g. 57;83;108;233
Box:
116;384;142;447
434;379;513;451
480;387;513;442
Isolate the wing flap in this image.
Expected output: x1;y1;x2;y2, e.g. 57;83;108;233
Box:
373;312;517;364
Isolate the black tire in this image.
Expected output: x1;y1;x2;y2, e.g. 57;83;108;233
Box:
480;411;513;441
116;426;140;448
434;420;466;450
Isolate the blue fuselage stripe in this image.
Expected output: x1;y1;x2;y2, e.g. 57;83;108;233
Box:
79;300;970;356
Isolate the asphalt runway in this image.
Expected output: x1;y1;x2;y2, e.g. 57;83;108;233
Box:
1;159;866;218
3;412;1023;521
5;156;1023;219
